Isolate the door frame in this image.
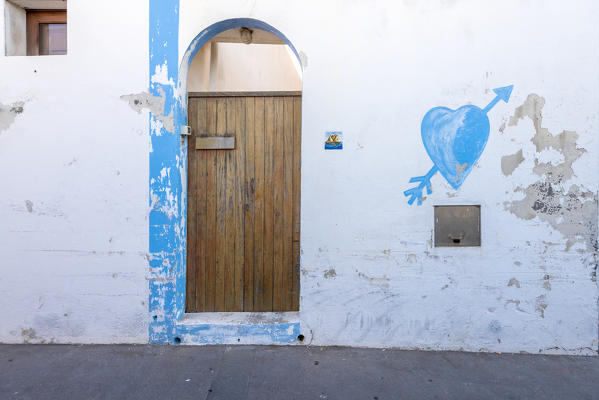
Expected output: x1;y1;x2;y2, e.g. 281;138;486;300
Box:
148;12;304;344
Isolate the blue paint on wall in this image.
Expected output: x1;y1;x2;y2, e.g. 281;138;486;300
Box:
177;322;300;344
148;4;302;344
421;105;490;189
404;85;513;205
148;0;181;344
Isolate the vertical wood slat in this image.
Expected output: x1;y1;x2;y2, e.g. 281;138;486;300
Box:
185;98;198;311
253;97;266;311
186;94;301;313
282;96;294;311
234;97;246;311
262;97;275;312
196;98;208;312
291;96;302;311
205;98;218;312
224;98;236;311
272;98;285;310
243;97;255;312
215;98;227;311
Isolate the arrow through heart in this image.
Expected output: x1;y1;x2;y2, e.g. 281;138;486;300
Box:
404;85;513;205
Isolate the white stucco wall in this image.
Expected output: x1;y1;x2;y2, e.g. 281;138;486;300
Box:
1;0;598;354
0;0;150;343
179;0;599;353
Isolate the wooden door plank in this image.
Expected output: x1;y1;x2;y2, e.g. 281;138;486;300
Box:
272;97;285;310
195;97;209;312
185;98;198;312
188;94;301;313
205;98;218;312
291;96;302;311
243;97;255;312
282;96;295;311
215;98;228;311
253;97;266;311
262;97;275;311
224;98;236;311
233;97;246;311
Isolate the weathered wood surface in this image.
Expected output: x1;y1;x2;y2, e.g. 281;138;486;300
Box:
186;94;301;312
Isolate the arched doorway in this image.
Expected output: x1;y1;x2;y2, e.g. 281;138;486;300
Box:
183;22;302;313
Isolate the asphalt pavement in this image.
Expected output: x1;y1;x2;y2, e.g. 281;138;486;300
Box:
1;344;598;399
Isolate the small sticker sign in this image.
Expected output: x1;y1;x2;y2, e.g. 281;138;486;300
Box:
325;131;343;150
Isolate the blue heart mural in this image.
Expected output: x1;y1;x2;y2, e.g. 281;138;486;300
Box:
404;85;513;205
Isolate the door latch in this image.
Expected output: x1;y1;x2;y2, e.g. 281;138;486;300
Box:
181;125;191;136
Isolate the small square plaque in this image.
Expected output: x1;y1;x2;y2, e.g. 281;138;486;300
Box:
325;131;343;150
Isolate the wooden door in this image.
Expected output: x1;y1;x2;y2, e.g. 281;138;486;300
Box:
186;92;301;312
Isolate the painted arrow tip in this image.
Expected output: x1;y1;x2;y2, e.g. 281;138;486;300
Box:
493;85;514;103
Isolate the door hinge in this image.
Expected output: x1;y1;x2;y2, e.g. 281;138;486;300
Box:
181;125;191;136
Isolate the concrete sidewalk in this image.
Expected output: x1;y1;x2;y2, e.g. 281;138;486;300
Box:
1;345;598;400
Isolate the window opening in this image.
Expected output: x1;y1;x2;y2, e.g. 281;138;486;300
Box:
4;1;67;56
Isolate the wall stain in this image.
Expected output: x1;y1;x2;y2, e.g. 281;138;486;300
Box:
323;268;337;279
535;295;547;318
358;272;390;290
20;328;50;344
0;101;25;134
505;299;527;313
299;51;308;69
507;278;521;288
503;94;598;252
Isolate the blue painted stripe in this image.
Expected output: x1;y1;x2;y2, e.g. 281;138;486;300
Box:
148;0;181;344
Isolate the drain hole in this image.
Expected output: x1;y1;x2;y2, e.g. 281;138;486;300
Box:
174;337;181;344
452;239;461;244
297;334;305;342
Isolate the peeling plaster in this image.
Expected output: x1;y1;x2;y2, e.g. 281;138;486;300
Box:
503;94;598;252
0;101;25;134
501;149;524;176
120;90;175;133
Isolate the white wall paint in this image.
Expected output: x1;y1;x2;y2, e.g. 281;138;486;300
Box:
0;0;149;343
1;0;598;354
179;0;599;354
